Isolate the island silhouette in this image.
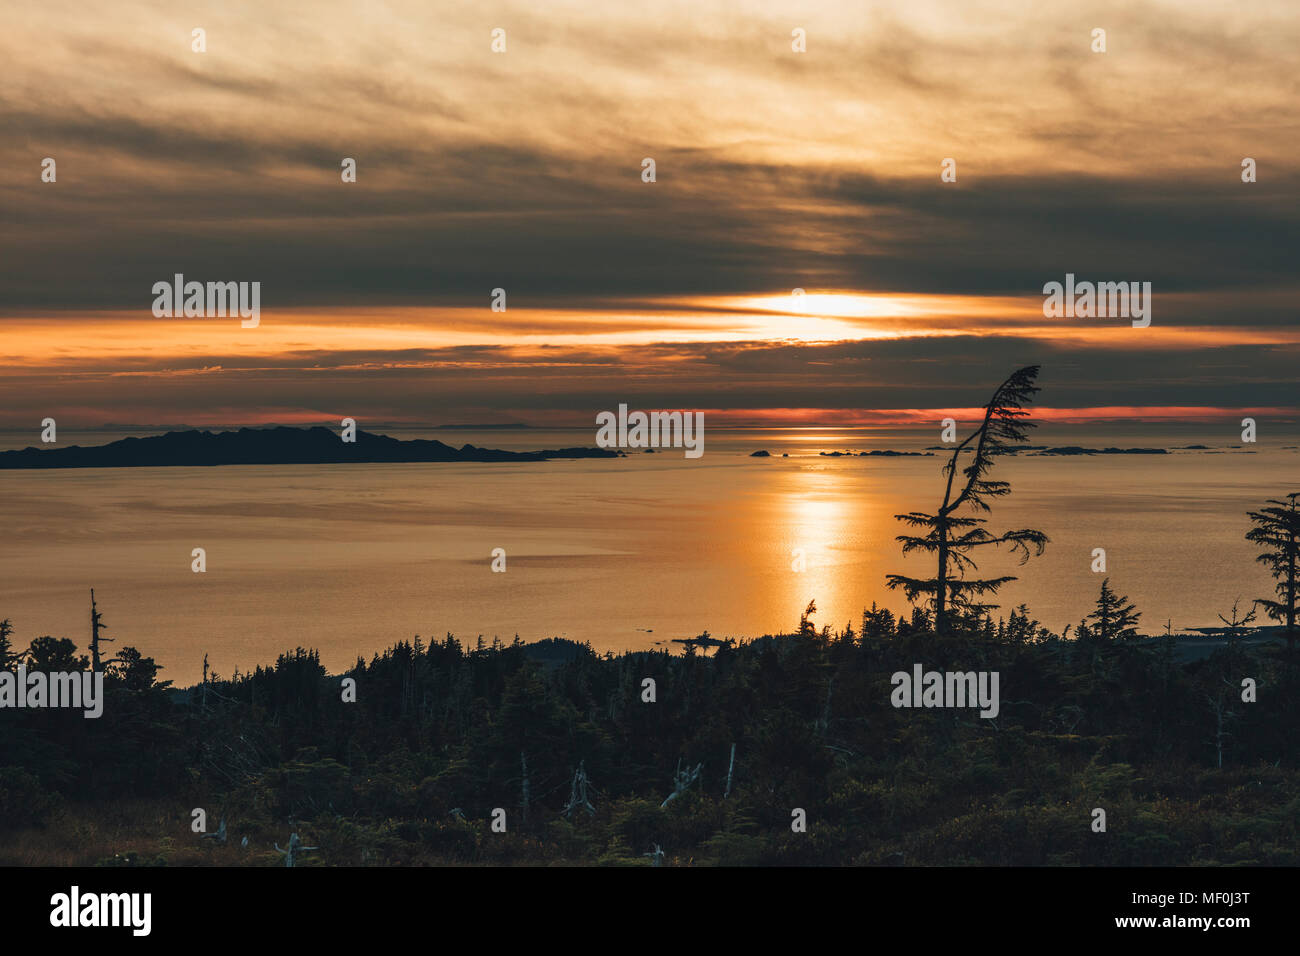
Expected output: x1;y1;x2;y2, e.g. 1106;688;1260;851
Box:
0;426;620;469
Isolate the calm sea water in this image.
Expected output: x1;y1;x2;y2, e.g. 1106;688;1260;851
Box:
1;424;1296;685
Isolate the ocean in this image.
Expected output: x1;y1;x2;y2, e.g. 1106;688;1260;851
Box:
1;423;1295;685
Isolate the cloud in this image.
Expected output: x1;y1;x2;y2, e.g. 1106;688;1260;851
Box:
3;0;1297;421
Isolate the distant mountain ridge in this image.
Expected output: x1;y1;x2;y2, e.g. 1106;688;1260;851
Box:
0;426;620;469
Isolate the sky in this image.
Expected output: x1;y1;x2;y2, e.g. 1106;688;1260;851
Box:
2;0;1297;427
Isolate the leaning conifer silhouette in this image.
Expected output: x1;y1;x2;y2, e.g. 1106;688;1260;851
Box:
885;365;1048;633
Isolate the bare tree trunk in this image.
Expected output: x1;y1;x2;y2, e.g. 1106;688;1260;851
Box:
1215;699;1224;768
1208;689;1233;768
520;751;530;823
936;519;949;633
1289;536;1297;655
724;743;735;798
562;761;595;818
274;832;318;867
88;589;114;672
820;677;835;735
661;759;702;808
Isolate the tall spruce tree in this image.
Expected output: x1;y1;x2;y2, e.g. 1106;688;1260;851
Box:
1085;577;1142;641
885;365;1048;633
1246;492;1300;653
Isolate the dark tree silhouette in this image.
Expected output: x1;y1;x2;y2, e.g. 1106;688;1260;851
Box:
798;600;818;639
1083;577;1142;641
0;619;16;669
1;603;1298;865
25;635;89;672
1218;596;1257;633
1217;596;1257;670
885;365;1048;632
1246;492;1300;653
89;588;114;672
109;646;170;693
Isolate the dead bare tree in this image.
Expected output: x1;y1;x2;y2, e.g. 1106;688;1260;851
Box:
1218;597;1258;669
724;743;736;798
201;817;227;844
562;760;595;819
274;832;318;867
520;752;531;823
88;588;114;672
1207;678;1238;768
817;676;835;736
660;758;702;808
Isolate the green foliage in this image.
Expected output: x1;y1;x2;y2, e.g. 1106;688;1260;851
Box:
3;585;1298;865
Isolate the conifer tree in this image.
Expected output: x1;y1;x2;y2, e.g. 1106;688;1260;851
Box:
0;619;15;669
1085;577;1142;641
1246;492;1300;653
885;366;1048;633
